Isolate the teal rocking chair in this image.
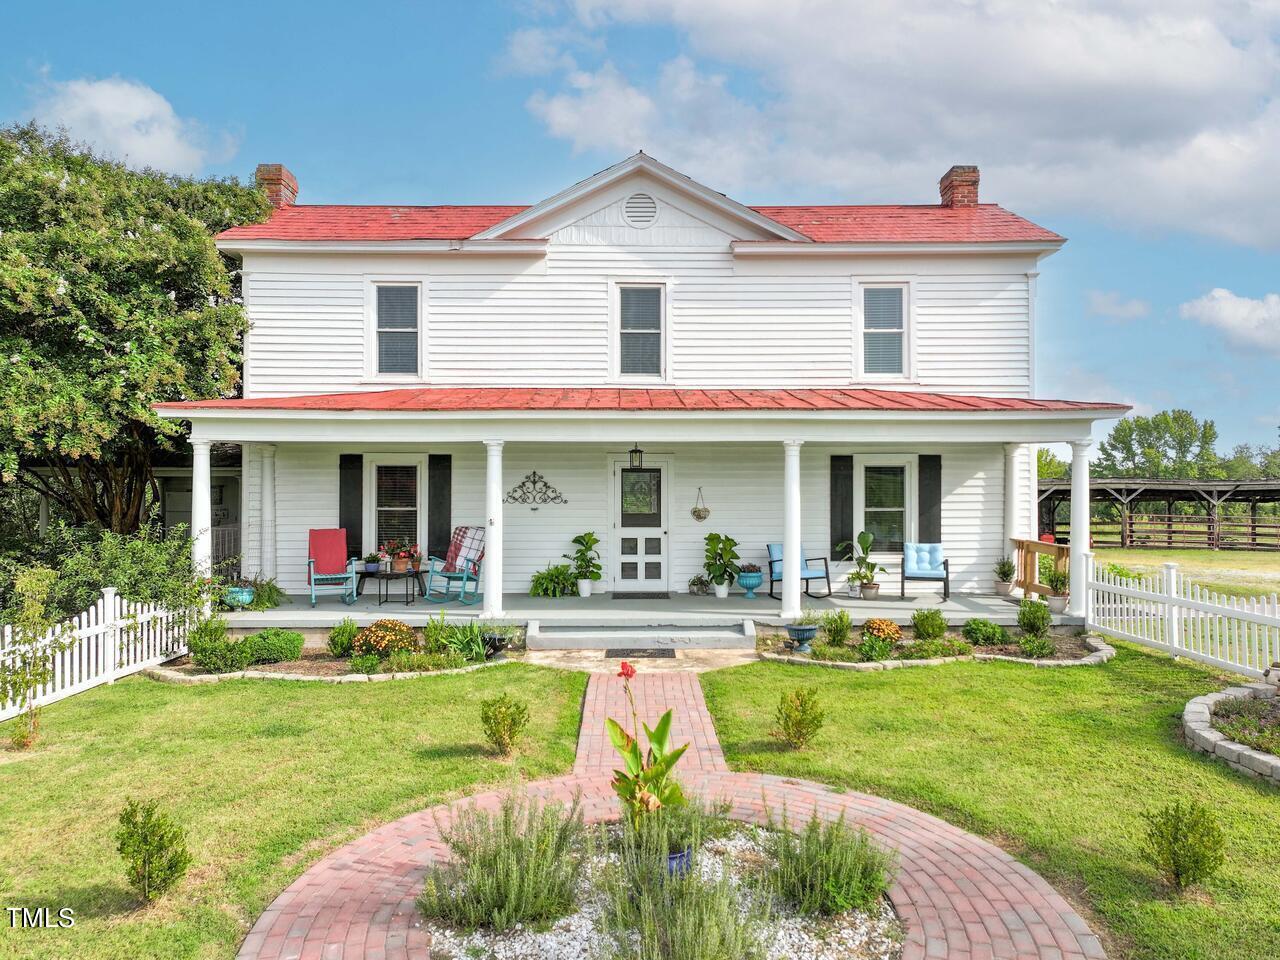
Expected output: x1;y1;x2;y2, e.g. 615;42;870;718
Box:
424;525;486;605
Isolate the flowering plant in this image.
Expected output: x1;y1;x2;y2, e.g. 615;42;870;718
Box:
606;661;689;826
407;543;423;563
353;618;417;657
379;539;411;560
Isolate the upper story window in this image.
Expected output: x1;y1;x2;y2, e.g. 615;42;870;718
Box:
862;286;905;376
618;284;664;377
376;285;420;375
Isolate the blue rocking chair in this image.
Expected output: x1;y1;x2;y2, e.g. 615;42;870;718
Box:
424;526;486;605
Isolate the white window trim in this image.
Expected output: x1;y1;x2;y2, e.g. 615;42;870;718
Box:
363;276;428;383
608;278;673;382
852;453;918;560
362;454;427;556
852;277;915;382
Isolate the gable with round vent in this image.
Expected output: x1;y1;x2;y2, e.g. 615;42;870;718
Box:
623;192;658;228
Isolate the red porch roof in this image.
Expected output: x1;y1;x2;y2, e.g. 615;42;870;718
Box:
156;387;1126;415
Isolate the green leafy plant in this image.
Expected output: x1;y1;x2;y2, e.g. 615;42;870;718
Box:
327;617;359;658
1044;568;1070;595
1018;632;1057;659
243;628;304;664
441;620;488;662
607;662;689;827
910;608;947;641
702;533;741;586
899;637;973;659
0;566;74;748
857;618;901;661
962;618;1010;646
994;557;1016;583
1140;800;1226;893
819;608;854;645
564;531;603;582
686;574;711;596
187;616;252;673
240;577;286;611
529;563;577;598
353;619;417;657
348;653;381;674
837;531;885;586
766;807;896;916
808;642;862;663
480;693;531;756
771;687;825;748
116;798;192;902
384;649;467;673
417;791;587;931
1017;598;1052;638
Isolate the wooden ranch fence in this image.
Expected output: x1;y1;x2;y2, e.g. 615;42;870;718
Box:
0;588;190;723
1084;553;1280;678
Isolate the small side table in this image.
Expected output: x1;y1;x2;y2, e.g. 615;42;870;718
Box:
373;569;417;606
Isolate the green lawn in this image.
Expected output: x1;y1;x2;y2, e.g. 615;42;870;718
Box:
701;647;1280;960
1095;547;1280;599
0;665;586;959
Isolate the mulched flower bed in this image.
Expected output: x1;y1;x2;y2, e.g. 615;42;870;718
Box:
758;624;1094;665
971;630;1095;662
422;823;903;960
1212;696;1280;756
167;650;353;677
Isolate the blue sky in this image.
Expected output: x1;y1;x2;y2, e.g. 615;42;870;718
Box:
5;1;1278;451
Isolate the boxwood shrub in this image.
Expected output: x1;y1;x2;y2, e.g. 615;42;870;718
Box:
244;628;304;664
961;618;1010;646
188;617;252;673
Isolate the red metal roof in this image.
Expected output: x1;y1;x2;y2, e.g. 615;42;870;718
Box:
216;203;1061;244
156;387;1125;414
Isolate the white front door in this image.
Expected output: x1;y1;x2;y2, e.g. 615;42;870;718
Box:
612;458;669;593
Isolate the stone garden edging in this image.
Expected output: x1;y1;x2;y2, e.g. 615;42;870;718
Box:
142;657;512;686
973;635;1115;668
1182;681;1280;786
760;634;1115;671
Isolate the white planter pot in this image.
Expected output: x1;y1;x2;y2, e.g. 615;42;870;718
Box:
713;582;730;599
860;583;881;600
847;581;861;598
994;581;1014;597
577;580;593;598
1046;594;1069;615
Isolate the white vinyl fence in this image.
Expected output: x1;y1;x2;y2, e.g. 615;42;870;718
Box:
1;588;190;722
1084;553;1280;678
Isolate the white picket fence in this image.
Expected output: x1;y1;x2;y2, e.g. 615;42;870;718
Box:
1084;553;1280;678
1;588;190;722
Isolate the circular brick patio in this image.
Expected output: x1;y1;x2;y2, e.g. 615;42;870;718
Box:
238;674;1106;960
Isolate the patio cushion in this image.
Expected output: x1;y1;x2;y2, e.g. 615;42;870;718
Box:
443;526;485;574
903;543;946;577
308;529;349;580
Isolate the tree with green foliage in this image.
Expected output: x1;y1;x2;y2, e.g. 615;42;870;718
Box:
1037;446;1069;480
1094;409;1223;479
0;123;270;533
0;566;74;748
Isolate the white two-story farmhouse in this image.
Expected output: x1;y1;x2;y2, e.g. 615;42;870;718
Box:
157;154;1125;622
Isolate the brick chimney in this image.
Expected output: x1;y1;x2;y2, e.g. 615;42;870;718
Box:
255;163;298;207
939;165;979;207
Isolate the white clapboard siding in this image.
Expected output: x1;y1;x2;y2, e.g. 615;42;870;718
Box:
1;590;189;722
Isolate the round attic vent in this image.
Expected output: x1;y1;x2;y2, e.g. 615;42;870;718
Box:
623;192;658;228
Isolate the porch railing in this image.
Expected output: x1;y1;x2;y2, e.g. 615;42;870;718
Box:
1010;537;1068;599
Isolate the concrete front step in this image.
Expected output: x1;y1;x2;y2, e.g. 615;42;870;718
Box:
526;620;755;651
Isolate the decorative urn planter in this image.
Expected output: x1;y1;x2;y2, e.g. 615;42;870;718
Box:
577;579;593;598
713;581;730;599
1046;594;1069;615
224;586;255;609
785;623;817;654
995;581;1014;597
860;582;881;600
737;570;764;599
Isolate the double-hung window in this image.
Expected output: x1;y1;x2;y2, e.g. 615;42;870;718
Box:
862;286;905;376
375;285;420;376
373;464;418;549
863;465;907;552
618;285;664;377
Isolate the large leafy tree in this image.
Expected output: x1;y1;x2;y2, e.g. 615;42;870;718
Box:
0;123;271;532
1094;409;1223;480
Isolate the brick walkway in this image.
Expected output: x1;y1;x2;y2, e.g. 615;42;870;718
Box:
238;672;1106;960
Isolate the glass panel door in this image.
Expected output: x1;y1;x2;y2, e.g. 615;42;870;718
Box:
616;466;666;590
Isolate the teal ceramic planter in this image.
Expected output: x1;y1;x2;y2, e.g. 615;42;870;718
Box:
225;586;255;609
737;571;764;599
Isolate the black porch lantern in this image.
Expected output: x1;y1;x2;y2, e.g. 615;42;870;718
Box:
629;443;644;469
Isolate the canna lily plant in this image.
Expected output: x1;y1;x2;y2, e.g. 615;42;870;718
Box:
606;661;690;826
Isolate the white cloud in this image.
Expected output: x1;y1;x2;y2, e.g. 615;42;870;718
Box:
1180;288;1280;356
1086;290;1150;321
504;27;578;74
520;1;1280;246
32;76;233;175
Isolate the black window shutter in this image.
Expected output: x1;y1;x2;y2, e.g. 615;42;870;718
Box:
830;455;854;557
427;455;452;559
918;455;942;543
338;455;363;559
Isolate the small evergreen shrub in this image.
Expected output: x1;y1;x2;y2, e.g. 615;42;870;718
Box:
243;628;304;664
384;649;467;673
480;693;531;755
819;609;854;645
1140;800;1226;892
1017;632;1057;659
116;799;192;902
187;617;251;673
327;617;359;658
910;608;947;641
353;619;417;657
771;687;825;748
767;808;895;915
348;653;381;674
962;618;1010;646
898;637;972;660
1017;598;1052;638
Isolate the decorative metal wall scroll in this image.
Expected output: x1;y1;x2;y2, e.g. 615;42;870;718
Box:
504;471;568;506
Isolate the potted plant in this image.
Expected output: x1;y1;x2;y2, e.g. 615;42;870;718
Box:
785;622;818;653
381;540;411;574
363;552;382;574
847;531;886;600
703;532;741;599
564;532;603;599
994;556;1016;596
408;544;423;572
1043;568;1070;614
737;562;764;599
224;578;256;609
687;574;711;597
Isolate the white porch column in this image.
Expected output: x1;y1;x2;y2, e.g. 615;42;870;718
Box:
1003;443;1021;546
1068;439;1091;617
782;440;804;619
191;439;212;575
261;444;277;580
37;494;49;538
483;440;505;618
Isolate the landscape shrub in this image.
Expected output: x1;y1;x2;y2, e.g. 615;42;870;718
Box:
529;563;577;598
1211;697;1280;756
327;617;359;658
857;619;900;662
1140;800;1226;892
479;693;532;755
819;609;854;645
767;808;895;916
348;653;381;674
243;628;304;664
771;687;825;748
898;637;973;660
1017;632;1057;659
1017;599;1052;638
353;618;417;657
807;642;860;663
116;799;192;902
187;617;252;673
910;608;947;641
442;620;488;662
418;792;587;931
384;649;467;673
961;618;1010;646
